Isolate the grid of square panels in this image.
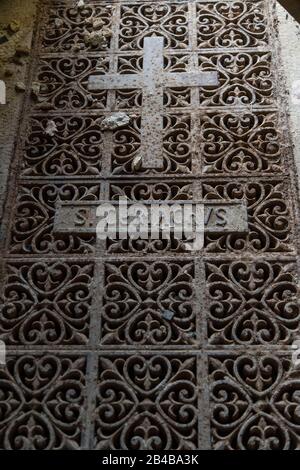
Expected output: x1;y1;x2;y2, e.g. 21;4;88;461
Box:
0;0;299;450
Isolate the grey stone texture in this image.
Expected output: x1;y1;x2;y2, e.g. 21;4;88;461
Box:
0;0;38;222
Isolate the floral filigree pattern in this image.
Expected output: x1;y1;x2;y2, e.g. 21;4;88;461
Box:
1;262;94;345
102;261;195;345
95;355;197;449
119;3;189;50
111;114;192;175
22;116;103;177
1;0;299;451
203;181;293;253
0;355;86;449
34;56;109;111
201;112;282;174
9;183;99;254
209;355;300;450
206;261;300;345
198;52;273;106
109;181;193;201
41;4;113;52
197;2;268;48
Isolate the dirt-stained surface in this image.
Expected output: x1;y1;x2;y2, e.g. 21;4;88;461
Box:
0;0;38;220
0;0;300;450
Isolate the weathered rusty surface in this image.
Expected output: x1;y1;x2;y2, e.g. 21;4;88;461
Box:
0;0;300;451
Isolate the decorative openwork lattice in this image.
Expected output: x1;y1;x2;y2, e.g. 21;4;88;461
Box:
0;0;299;450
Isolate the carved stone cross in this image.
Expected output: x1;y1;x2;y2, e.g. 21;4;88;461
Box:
88;36;219;169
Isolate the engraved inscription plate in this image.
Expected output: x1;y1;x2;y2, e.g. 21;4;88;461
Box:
54;200;248;234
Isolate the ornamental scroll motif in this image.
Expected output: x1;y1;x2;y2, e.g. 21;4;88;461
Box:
0;0;299;450
209;355;300;450
0;355;86;449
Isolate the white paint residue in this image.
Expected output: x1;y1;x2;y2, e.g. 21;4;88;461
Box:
292;80;300;105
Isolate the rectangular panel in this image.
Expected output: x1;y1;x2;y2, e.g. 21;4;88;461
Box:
53;200;248;234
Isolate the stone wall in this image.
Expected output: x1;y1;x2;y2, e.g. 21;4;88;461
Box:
0;0;37;222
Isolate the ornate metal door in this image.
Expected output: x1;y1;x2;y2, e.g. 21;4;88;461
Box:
0;0;299;450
